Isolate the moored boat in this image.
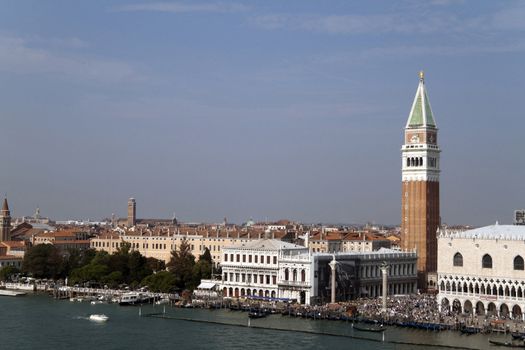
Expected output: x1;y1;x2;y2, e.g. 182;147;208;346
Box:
488;339;524;347
353;323;386;332
0;289;26;297
248;309;267;319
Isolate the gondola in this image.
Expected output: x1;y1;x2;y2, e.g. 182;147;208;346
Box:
248;309;267;319
460;326;480;335
511;332;525;340
488;339;525;347
353;324;386;333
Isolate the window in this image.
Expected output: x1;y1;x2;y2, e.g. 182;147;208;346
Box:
255;255;258;263
224;254;228;262
514;256;524;270
242;254;246;263
482;254;493;269
273;256;277;265
249;255;252;263
236;254;240;262
453;252;463;267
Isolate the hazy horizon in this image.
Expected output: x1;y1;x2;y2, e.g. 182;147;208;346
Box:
2;1;524;227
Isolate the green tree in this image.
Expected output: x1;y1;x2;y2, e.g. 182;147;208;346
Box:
0;266;20;281
127;250;152;284
141;271;176;293
167;240;195;290
101;271;124;288
146;257;165;272
22;244;63;278
69;263;108;285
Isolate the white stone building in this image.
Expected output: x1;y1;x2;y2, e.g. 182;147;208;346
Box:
437;224;525;319
220;238;308;300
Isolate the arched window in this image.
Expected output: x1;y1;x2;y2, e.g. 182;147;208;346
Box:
419;157;423;166
453;252;463;267
482;254;493;269
514;256;524;270
406;158;410;167
415;157;419;166
284;268;289;281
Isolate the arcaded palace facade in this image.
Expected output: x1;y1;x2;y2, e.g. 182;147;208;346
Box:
437;224;525;320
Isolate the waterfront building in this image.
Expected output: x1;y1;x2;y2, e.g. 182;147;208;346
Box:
90;225;288;266
127;198;136;228
219;235;416;305
437;224;525;319
220;237;308;300
401;72;441;289
311;249;418;304
278;247;312;304
1;198;12;242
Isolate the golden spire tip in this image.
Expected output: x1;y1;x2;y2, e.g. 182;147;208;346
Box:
419;70;424;81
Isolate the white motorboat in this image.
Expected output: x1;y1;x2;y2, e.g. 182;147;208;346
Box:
155;298;169;305
0;290;27;297
89;314;109;322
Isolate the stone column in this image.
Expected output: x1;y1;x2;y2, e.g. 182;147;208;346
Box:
380;262;390;313
329;255;337;304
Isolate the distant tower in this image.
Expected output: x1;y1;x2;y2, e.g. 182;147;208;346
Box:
1;197;12;241
401;71;441;289
127;198;136;227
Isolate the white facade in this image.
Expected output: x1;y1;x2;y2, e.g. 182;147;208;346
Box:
437;224;525;319
220;239;308;300
278;249;312;304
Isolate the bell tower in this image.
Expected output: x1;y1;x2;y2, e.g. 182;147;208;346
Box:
401;71;441;289
0;197;12;241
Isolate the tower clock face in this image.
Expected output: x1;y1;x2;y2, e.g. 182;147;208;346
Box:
410;134;420;143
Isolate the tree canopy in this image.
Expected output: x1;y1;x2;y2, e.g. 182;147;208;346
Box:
22;244;63;279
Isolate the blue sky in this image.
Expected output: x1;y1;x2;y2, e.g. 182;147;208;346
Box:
1;0;524;225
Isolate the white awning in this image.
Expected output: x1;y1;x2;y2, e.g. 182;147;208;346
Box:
197;282;216;290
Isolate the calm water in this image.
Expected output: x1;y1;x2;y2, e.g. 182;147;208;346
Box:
0;294;508;349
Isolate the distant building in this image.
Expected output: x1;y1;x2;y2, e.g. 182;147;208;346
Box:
401;72;441;290
127;198;136;227
515;210;525;226
437;224;525;319
1;198;12;242
32;229;91;253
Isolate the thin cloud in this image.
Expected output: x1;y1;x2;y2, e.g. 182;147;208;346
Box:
251;13;463;35
0;34;144;84
251;2;524;36
115;2;249;14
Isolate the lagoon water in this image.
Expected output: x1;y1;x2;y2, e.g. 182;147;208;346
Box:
0;294;507;349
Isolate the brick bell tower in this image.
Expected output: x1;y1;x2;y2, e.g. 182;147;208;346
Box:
401;71;440;290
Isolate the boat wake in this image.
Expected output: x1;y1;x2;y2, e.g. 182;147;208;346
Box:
73;316;89;320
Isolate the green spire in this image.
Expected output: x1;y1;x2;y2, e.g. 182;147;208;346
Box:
406;71;436;128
